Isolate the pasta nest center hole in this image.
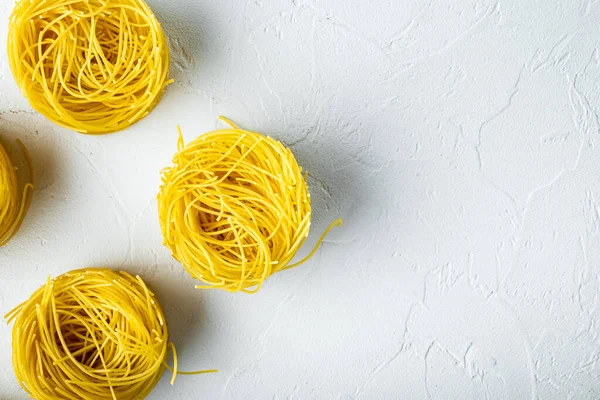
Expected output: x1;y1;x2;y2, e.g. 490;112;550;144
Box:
54;297;119;367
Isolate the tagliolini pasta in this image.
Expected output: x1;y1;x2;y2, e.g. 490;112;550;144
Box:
158;117;342;293
6;268;217;400
8;0;172;134
0;139;34;246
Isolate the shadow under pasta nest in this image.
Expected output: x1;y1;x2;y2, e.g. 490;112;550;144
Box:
282;127;374;256
115;264;209;363
0;117;60;249
149;0;207;82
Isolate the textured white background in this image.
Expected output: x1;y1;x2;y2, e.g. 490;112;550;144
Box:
1;0;600;398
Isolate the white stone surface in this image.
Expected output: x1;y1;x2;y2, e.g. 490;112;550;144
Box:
1;0;600;398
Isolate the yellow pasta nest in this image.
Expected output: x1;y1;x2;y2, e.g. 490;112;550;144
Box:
8;0;172;134
0;140;34;246
158;118;342;293
6;268;216;400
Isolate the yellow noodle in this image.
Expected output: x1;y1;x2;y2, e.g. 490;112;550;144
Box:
6;268;217;400
8;0;172;134
158;117;342;293
0;139;34;246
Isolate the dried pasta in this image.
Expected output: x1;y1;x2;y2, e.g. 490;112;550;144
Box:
0;139;34;246
6;268;216;400
8;0;172;134
158;117;342;293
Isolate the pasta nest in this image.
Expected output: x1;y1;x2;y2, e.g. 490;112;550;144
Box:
8;0;172;134
0;140;33;246
7;268;170;400
158;120;333;293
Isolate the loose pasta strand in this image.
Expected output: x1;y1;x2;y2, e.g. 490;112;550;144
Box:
8;0;172;134
6;268;216;400
0;139;34;246
163;342;218;385
158;117;342;293
283;218;343;270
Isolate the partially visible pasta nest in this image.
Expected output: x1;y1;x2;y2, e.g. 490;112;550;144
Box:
6;268;215;400
157;118;342;293
8;0;172;134
0;140;34;247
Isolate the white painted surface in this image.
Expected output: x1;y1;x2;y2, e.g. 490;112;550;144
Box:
1;0;600;398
